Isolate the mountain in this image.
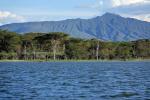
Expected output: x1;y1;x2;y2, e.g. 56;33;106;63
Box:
0;13;150;41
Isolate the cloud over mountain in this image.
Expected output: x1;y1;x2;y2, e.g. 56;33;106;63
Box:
78;0;150;22
0;0;149;24
0;11;25;25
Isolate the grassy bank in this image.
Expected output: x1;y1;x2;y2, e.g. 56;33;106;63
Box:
0;58;150;62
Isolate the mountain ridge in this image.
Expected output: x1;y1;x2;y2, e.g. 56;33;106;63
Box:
0;13;150;41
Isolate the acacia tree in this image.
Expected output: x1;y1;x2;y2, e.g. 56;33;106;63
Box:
21;32;44;60
115;42;133;60
88;39;100;60
133;39;150;58
0;30;21;59
34;32;69;60
0;30;20;52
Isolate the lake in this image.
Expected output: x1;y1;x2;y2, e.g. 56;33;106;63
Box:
0;61;150;100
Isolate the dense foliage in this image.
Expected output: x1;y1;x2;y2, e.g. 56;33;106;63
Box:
0;30;150;60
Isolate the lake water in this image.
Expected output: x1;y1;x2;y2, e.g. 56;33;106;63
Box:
0;61;150;100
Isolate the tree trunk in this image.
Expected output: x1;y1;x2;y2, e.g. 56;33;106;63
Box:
63;44;67;60
53;46;56;60
24;45;27;60
52;40;57;60
96;41;99;60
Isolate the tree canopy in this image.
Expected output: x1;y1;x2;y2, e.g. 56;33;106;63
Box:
0;29;150;60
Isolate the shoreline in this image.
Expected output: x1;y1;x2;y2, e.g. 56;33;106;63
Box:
0;59;150;62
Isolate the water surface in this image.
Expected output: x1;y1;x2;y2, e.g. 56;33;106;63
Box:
0;61;150;100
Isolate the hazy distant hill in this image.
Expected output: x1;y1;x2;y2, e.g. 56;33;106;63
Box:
0;13;150;41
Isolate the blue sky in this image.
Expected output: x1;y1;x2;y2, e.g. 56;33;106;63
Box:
0;0;150;25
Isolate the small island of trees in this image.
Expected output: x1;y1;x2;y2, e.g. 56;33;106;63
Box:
0;29;150;61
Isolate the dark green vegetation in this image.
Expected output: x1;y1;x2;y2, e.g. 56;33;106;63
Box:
0;29;150;61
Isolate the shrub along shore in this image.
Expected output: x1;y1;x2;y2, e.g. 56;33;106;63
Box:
0;30;150;61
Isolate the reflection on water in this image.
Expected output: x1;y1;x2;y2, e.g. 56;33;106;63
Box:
0;61;150;100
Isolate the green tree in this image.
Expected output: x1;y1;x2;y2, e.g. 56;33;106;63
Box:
133;39;150;58
34;32;69;60
115;42;133;60
0;30;21;52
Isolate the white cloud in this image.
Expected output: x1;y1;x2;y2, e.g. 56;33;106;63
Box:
108;1;150;22
0;11;25;25
111;0;148;7
132;14;150;22
97;0;149;11
77;0;149;12
78;0;150;22
23;11;99;22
